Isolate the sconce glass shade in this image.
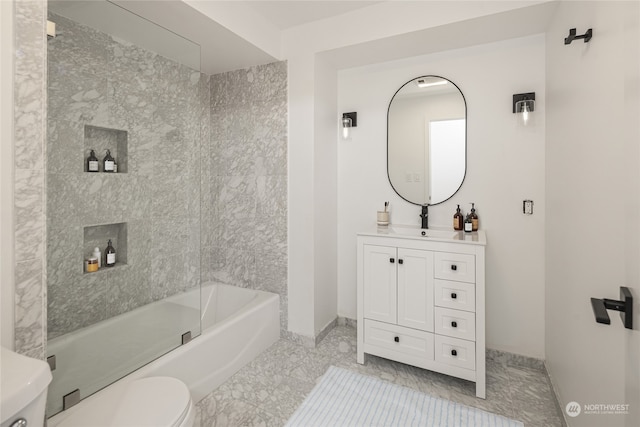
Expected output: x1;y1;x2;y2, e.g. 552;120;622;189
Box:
515;99;535;126
342;116;352;139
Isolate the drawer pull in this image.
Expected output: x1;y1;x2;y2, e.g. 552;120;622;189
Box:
451;349;457;356
394;336;399;343
451;321;457;328
451;293;457;299
390;258;395;263
398;259;404;264
451;264;457;271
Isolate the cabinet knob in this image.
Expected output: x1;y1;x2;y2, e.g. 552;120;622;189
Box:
398;259;404;265
451;293;457;299
451;264;457;271
394;336;399;343
451;321;457;328
451;349;457;356
390;258;395;263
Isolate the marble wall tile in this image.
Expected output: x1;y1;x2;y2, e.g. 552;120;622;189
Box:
14;73;45;171
15;260;44;354
209;61;288;332
46;14;203;339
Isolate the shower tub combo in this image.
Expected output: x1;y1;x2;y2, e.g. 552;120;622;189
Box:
48;283;280;425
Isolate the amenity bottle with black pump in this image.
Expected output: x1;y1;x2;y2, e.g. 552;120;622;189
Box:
453;204;464;231
105;239;116;267
470;203;479;231
87;149;99;172
103;149;115;173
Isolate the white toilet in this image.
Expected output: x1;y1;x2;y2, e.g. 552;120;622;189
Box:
0;346;53;427
53;376;195;427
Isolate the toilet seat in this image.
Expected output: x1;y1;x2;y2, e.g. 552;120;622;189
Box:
56;376;193;427
111;377;192;427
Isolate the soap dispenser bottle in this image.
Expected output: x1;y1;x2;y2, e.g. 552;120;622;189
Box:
105;239;116;267
464;213;473;233
87;149;99;172
103;149;115;173
470;203;479;231
453;204;464;231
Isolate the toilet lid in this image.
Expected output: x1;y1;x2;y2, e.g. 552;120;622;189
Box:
110;377;192;427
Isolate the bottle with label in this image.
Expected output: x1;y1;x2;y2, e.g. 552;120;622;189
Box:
453;204;464;231
470;203;479;231
92;247;102;268
464;214;473;233
87;149;99;172
105;239;116;267
103;149;115;173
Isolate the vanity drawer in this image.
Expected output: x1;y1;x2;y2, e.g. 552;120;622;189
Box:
435;335;476;371
434;252;475;283
435;280;475;312
434;307;476;341
364;319;434;361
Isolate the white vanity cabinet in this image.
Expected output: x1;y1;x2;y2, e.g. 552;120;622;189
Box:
357;228;487;398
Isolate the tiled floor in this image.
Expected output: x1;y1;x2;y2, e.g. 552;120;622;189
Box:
193;326;565;427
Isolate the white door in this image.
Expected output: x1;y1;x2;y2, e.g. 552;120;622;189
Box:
363;245;397;324
397;248;434;332
546;2;640;426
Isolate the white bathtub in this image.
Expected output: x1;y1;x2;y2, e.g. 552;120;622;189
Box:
48;283;280;425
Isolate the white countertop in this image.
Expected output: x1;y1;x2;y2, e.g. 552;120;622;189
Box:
357;224;486;246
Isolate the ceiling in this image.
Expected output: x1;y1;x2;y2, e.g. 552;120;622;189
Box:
244;1;382;30
48;0;383;75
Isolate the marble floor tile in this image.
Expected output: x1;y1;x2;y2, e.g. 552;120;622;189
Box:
195;325;564;427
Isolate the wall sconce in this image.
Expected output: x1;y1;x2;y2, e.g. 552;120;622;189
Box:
47;20;56;39
513;92;535;126
342;112;357;139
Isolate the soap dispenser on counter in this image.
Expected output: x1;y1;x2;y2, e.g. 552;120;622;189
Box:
470;203;479;231
453;204;464;231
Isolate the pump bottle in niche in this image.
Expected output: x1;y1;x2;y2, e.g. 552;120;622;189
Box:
453;204;464;231
87;149;99;172
105;239;116;267
103;149;115;173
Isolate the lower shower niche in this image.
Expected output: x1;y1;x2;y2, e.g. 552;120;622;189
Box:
83;222;128;272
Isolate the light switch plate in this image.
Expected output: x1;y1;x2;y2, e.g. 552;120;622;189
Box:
523;200;534;215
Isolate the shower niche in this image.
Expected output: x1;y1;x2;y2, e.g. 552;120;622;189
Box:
83;222;128;271
84;125;128;173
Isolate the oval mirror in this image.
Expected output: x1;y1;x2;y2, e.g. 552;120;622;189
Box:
387;76;466;205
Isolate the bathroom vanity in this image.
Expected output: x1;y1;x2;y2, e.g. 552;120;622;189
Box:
356;226;486;398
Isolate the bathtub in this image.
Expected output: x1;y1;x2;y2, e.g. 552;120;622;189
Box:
48;283;280;425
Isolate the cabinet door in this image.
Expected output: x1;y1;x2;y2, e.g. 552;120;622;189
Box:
363;245;397;324
397;248;434;332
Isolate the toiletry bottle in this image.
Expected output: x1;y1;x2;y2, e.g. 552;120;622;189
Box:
113;161;118;173
92;247;102;268
470;203;479;231
103;150;115;173
464;213;473;233
105;239;116;267
453;204;464;231
87;149;99;172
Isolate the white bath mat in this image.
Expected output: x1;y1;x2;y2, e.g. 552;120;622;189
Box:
285;366;523;427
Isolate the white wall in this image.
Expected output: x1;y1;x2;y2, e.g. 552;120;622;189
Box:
338;35;546;359
0;0;15;349
545;2;640;426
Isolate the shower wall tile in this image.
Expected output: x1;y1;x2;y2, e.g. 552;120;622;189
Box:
209;61;288;331
14;73;45;171
15;260;45;354
46;14;203;337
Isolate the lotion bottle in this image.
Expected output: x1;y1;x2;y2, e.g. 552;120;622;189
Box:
103;150;115;173
92;247;102;268
453;204;464;231
470;203;479;231
105;239;116;267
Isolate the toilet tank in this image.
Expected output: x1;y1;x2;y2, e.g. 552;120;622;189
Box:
1;347;52;427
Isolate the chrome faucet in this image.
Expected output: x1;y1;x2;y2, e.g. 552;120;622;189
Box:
420;205;429;229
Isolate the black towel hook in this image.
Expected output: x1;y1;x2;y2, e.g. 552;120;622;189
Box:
565;28;593;45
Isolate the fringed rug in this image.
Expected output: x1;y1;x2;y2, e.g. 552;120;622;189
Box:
285;366;523;427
